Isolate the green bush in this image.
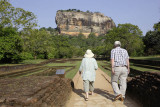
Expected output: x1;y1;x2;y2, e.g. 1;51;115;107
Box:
20;52;34;60
0;26;22;63
37;54;45;59
47;53;55;59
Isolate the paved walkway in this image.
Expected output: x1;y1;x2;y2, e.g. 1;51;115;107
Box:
66;68;141;107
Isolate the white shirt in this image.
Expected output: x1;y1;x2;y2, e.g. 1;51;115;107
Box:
79;58;98;81
111;47;129;67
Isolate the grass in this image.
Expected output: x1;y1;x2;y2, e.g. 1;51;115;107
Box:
65;67;73;71
46;61;75;66
45;60;81;79
20;59;47;64
131;55;160;61
65;61;81;79
130;65;160;72
98;59;160;77
0;59;47;67
16;69;46;78
16;66;75;79
2;57;159;80
0;58;81;79
0;64;22;67
98;61;111;77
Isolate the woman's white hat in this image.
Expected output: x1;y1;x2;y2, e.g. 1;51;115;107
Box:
84;49;94;58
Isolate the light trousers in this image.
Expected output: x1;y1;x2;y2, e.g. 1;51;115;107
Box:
83;80;94;92
111;67;128;98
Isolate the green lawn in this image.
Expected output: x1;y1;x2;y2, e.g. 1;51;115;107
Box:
130;56;160;72
2;57;159;79
65;61;81;79
97;59;160;77
0;59;47;66
131;55;160;61
0;59;82;79
20;59;47;64
98;61;111;77
0;64;22;67
16;69;46;78
46;60;81;79
46;61;76;66
130;65;160;72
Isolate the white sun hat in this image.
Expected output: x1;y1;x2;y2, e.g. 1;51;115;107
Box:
84;49;94;58
114;41;121;46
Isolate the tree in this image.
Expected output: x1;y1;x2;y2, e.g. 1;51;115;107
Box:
105;23;144;56
0;26;22;63
143;22;160;55
93;46;106;57
53;35;73;58
86;33;98;47
153;21;160;32
67;32;108;57
39;27;58;35
86;10;90;13
0;0;37;29
21;29;55;59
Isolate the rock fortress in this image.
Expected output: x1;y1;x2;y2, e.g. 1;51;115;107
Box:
55;10;116;37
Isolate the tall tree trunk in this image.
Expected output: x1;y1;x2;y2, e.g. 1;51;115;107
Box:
34;55;37;60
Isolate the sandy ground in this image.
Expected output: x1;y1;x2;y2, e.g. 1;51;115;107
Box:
65;68;141;107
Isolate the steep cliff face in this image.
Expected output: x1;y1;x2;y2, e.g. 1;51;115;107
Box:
55;10;116;36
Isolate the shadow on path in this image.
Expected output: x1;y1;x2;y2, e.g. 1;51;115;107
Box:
73;88;115;101
73;88;85;99
101;74;111;84
94;88;114;101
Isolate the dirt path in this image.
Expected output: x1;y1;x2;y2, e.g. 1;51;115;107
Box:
66;68;141;107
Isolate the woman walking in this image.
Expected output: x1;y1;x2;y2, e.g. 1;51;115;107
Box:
79;49;98;101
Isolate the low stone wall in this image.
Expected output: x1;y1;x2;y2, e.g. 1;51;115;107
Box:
0;76;72;107
127;71;160;107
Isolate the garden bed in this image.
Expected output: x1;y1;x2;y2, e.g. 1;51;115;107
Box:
127;71;160;107
0;76;72;107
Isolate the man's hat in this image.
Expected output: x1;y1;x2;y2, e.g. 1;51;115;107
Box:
114;41;121;46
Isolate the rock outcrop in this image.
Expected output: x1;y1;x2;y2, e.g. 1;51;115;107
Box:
55;10;116;36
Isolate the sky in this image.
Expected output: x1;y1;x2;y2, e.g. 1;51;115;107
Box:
10;0;160;36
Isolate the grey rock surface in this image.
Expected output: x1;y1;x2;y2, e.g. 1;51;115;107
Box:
56;10;116;36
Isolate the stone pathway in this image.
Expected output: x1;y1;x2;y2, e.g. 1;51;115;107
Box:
66;68;141;107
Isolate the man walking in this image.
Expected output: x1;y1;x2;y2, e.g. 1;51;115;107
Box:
110;41;130;101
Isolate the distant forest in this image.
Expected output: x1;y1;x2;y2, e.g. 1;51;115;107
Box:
59;9;100;14
0;0;160;63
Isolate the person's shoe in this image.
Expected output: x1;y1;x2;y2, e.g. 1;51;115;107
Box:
114;94;122;101
85;98;88;101
89;92;93;95
120;97;124;102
